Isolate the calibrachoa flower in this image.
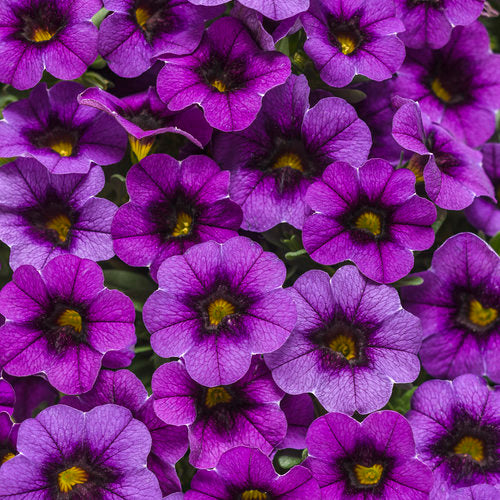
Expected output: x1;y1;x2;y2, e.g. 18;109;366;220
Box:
407;374;500;497
0;82;127;175
0;378;14;415
0;158;117;270
266;266;422;414
303;159;436;284
453;484;500;500
186;446;321;499
62;369;188;496
156;17;291;132
394;21;500;147
301;0;405;88
279;394;315;450
213;74;371;231
0;404;162;498
392;98;493;210
112;154;243;281
402;232;500;382
99;0;219;78
152;358;287;468
465;143;500;236
395;0;484;49
143;237;296;386
0;0;100;90
78;86;212;161
188;0;310;20
0;255;136;394
0;412;18;466
305;411;433;498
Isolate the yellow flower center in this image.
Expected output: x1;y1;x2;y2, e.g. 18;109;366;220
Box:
49;138;74;157
129;136;155;161
135;7;151;28
431;78;452;103
328;334;356;360
46;214;71;243
205;386;232;408
354;211;382;236
241;491;268;500
336;32;357;55
272;153;304;172
211;79;228;93
207;298;235;326
454;436;484;462
1;452;15;464
469;299;498;327
57;309;82;333
58;466;89;493
407;154;425;182
354;464;384;486
31;28;55;43
171;212;193;237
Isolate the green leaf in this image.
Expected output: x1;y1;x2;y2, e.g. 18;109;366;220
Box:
285;249;308;260
386;386;418;414
393;275;424;288
277;452;304;470
490;231;500;254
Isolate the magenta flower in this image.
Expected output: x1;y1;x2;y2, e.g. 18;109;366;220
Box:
156;17;291;131
0;255;136;394
303;159;436;284
152;358;287;468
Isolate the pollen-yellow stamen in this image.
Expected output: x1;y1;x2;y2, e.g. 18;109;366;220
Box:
57;467;89;493
31;28;55;43
57;309;82;333
328;334;356;360
272;153;304;172
135;7;150;28
129;136;155;161
354;463;384;485
336;32;357;55
1;453;15;464
241;491;268;500
207;298;235;326
172;212;193;237
46;214;71;243
469;299;498;327
354;211;382;236
205;386;232;408
431;78;452;103
211;79;228;93
454;436;484;462
406;154;425;182
49;138;74;157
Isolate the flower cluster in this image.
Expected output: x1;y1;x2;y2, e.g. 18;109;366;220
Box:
0;1;499;499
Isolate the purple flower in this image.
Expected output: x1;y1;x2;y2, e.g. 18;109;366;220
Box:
78;86;213;160
266;266;422;414
213;74;371;231
156;17;291;132
0;379;15;415
392;98;493;210
61;369;188;496
99;0;218;78
0;412;18;467
188;0;310;20
0;255;136;394
395;0;484;49
401;233;500;383
186;446;321;499
144;237;296;387
303;159;436;284
453;484;500;500
0;0;100;90
279;394;315;450
301;0;405;87
0;404;162;498
393;22;500;147
407;374;500;497
465;143;500;236
305;410;433;498
152;358;287;468
112;154;243;281
0;158;117;270
0;82;127;175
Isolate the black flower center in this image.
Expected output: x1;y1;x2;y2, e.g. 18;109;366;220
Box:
238;491;269;500
132;0;179;42
346;205;388;241
15;1;65;43
408;0;442;7
149;194;197;241
328;16;364;55
198;54;247;93
455;290;499;335
427;57;472;105
30;125;79;158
